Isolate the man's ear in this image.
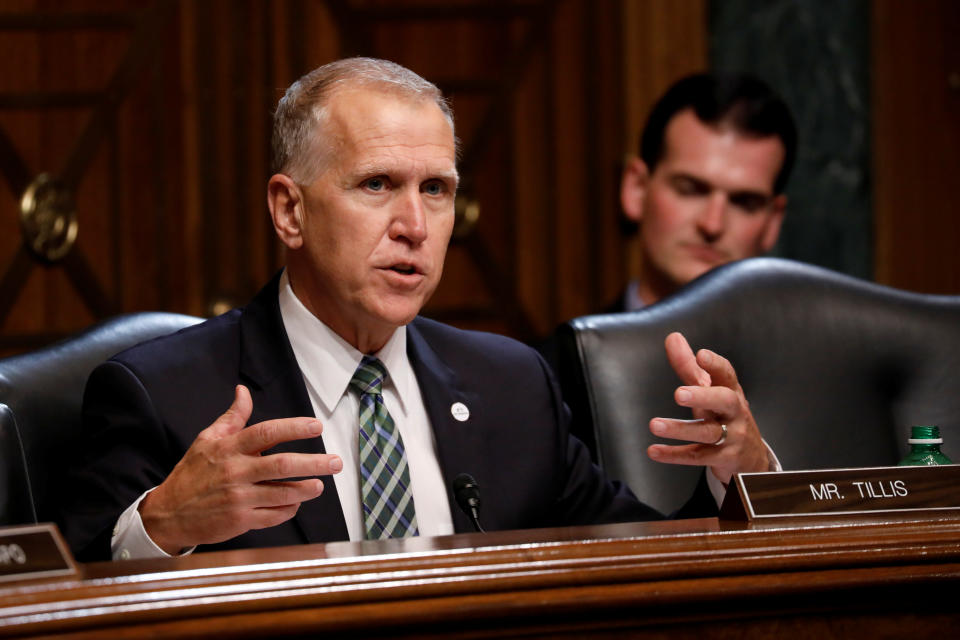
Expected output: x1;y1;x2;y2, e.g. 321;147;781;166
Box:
267;174;304;250
760;194;787;252
620;156;649;223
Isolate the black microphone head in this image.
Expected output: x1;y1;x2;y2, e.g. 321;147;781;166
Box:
453;473;484;533
453;473;481;510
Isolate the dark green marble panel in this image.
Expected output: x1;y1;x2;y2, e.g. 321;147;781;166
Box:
710;0;872;279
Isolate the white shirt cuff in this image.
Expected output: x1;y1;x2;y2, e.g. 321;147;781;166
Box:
706;437;782;507
111;488;196;560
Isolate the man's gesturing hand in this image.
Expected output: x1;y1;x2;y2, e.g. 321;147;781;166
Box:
139;385;341;555
646;332;769;484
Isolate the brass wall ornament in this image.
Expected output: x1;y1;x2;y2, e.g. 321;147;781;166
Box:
207;296;238;318
19;173;79;262
453;194;480;239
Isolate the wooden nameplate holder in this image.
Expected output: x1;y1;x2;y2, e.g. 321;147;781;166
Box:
0;522;78;583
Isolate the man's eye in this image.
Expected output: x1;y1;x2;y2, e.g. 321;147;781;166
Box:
422;181;445;196
730;194;770;213
672;178;708;196
364;177;387;191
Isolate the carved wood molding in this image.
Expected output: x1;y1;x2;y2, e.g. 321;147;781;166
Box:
0;2;174;328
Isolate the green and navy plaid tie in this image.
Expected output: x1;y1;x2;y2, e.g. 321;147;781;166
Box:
350;356;419;539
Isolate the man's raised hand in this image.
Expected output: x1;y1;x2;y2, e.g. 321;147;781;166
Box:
139;385;341;554
646;332;769;483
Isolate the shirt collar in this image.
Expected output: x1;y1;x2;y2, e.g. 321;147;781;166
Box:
625;279;646;312
277;269;412;414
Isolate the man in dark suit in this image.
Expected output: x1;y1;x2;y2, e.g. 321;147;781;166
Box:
62;58;772;562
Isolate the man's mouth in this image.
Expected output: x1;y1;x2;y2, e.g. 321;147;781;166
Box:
684;244;726;264
388;264;418;275
378;263;425;290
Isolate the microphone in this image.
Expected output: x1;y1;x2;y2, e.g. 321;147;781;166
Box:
453;473;485;533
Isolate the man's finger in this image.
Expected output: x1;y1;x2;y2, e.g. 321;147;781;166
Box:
650;418;727;445
673;385;741;420
205;385;254;438
248;504;304;531
236;417;324;455
696;348;740;391
647;442;726;467
250;477;325;508
247;452;343;484
665;332;711;387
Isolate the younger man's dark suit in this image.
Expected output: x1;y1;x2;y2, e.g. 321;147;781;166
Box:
61;273;686;561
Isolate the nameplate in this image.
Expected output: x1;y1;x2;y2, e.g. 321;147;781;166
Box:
720;465;960;521
0;523;77;583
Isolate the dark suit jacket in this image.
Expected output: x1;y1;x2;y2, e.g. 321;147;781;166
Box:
61;274;672;561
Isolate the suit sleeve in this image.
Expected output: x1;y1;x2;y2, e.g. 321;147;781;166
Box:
531;352;663;525
58;361;179;561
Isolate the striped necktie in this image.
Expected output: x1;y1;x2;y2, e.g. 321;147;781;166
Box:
349;356;419;539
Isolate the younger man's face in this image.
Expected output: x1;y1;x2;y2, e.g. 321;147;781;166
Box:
623;108;786;303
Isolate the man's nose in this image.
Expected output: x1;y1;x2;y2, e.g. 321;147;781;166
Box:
390;188;428;244
697;192;727;237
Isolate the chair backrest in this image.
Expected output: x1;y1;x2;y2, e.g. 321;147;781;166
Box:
557;257;960;514
0;312;203;525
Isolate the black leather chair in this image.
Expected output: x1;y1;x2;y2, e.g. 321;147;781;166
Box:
557;257;960;515
0;312;203;526
0;402;33;526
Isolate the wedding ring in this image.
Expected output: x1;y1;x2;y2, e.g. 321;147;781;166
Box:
712;423;728;446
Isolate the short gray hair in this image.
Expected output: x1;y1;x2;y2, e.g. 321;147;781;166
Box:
272;57;456;184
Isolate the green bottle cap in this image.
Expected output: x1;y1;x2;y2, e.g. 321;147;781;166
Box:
908;425;942;444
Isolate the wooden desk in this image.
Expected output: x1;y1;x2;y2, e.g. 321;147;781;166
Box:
2;515;959;638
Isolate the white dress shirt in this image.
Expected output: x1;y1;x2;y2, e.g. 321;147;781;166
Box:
277;271;453;541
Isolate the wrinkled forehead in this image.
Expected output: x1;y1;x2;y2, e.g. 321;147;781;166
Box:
324;88;457;166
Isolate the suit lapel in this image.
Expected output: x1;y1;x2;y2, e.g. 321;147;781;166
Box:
407;320;484;534
238;273;349;544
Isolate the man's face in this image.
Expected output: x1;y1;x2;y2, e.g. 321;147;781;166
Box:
279;87;458;350
623;108;786;303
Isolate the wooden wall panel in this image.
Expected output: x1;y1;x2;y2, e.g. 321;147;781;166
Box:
513;33;553;336
620;0;708;285
0;0;181;354
552;0;590;323
622;0;708;157
873;0;960;294
592;0;631;311
1;0;712;356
